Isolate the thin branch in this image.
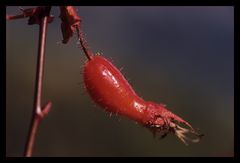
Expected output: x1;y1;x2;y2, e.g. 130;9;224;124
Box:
6;14;26;20
24;6;52;157
76;26;93;60
6;7;39;21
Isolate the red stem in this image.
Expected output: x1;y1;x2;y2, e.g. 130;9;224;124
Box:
24;116;40;157
76;26;93;60
24;7;52;157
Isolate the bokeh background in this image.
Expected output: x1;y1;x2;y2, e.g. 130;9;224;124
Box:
6;6;234;157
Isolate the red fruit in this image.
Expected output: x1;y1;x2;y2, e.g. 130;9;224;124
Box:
83;55;203;145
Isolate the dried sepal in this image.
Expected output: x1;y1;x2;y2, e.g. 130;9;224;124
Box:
144;102;203;145
147;117;203;145
59;6;81;44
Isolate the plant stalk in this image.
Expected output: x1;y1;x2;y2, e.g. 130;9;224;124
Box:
24;7;52;157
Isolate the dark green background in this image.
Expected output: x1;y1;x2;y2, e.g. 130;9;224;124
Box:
6;6;234;157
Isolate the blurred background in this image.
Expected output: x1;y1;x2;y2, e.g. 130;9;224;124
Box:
6;6;234;157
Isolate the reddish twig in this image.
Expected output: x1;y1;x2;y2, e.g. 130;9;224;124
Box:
6;7;37;20
75;26;93;60
8;6;92;157
24;6;52;157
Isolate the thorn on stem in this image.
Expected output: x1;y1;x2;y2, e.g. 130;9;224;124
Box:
36;101;52;119
42;101;52;116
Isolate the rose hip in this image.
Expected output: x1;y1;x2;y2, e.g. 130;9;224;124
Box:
83;55;203;145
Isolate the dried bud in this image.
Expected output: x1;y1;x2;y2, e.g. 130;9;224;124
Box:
59;6;81;44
